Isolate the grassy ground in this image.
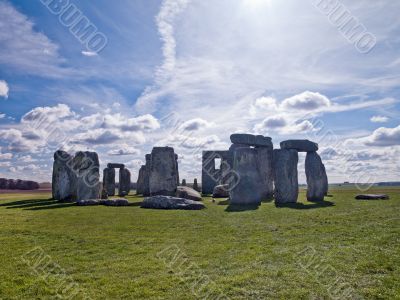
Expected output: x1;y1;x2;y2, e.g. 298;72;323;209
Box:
0;187;399;299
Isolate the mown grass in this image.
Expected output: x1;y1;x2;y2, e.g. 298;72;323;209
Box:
0;187;399;299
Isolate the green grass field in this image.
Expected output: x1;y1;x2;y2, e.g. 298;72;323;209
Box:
0;187;399;299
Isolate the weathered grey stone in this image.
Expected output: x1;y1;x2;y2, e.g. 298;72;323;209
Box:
229;148;264;205
119;168;131;196
143;154;151;196
149;147;178;196
107;163;125;169
280;139;318;152
228;143;250;152
175;154;180;186
181;179;187;186
102;198;130;206
273;149;299;204
355;194;389;200
77;199;100;206
103;167;115;196
73;151;101;201
256;146;274;200
230;134;272;147
212;184;229;198
202;150;231;194
305;152;326;202
136;165;146;195
193;178;199;191
52;150;77;202
322;164;328;196
141;196;205;210
176;186;202;201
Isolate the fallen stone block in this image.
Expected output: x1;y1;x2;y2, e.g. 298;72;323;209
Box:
141;196;205;210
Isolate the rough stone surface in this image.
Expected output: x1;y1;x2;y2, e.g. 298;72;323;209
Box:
202;150;231;194
136;165;145;194
103;167;115;196
256;146;274;200
52;150;76;202
355;194;389;200
273;149;299;204
149;147;178;196
193;178;199;191
101;186;108;199
143;154;151;196
230;134;272;147
102;198;130;206
322;164;328;196
73;151;101;201
175;154;180;186
280;139;318;152
107;163;125;169
119;168;131;196
77;199;100;206
305;152;326;202
141;196;205;210
176;186;202;201
212;184;229;198
229;148;264;205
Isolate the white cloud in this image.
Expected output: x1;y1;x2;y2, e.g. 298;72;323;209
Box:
107;145;141;156
179;118;213;131
0;152;12;160
363;125;400;147
81;51;98;57
281;91;331;111
370;115;389;123
0;2;69;77
102;114;160;132
0;80;9;98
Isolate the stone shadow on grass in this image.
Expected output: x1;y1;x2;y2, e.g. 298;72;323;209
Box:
1;199;75;210
275;200;334;210
225;203;260;212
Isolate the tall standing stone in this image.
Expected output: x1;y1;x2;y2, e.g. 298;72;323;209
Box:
175;154;180;186
136;165;145;195
119;168;131;196
143;154;151;196
149;147;178;196
73;151;101;201
52;150;76;202
103;167;116;196
322;164;328;196
229;148;264;205
273;149;299;204
256;145;274;200
181;179;187;186
305;152;327;201
193;178;199;191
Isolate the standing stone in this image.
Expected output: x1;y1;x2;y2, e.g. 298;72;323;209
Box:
256;145;274;200
52;150;76;202
322;164;328;196
193;178;199;191
149;147;178;196
136;165;145;195
107;163;125;169
229;148;264;205
103;167;116;196
202;150;231;194
273;149;299;204
175;154;180;186
73;151;101;201
119;168;131;196
305;152;326;202
143;154;151;196
181;179;187;186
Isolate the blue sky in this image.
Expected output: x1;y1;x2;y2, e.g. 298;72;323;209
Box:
0;0;399;184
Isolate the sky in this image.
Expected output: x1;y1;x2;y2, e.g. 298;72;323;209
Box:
0;0;399;184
